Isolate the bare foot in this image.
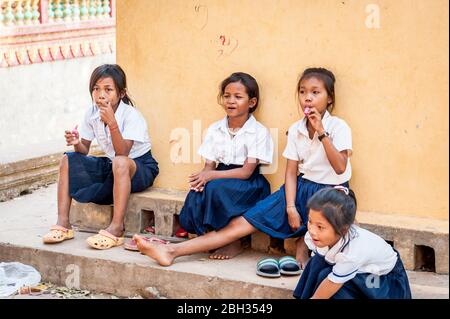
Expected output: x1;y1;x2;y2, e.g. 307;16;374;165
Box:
209;240;243;260
134;235;175;266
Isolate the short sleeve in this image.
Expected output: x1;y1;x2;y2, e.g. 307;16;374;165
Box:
121;110;148;143
282;126;299;161
197;126;217;162
246;127;273;164
331;121;352;152
78;107;95;141
327;253;360;284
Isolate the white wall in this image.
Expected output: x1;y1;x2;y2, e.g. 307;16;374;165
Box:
0;54;115;163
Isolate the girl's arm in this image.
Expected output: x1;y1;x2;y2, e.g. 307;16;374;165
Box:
65;128;91;155
74;138;91;155
109;127;134;156
98;102;133;156
284;159;303;230
188;158;259;191
310;278;344;299
307;108;348;174
320;139;348;175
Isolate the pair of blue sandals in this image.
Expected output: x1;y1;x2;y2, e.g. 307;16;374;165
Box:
256;256;302;278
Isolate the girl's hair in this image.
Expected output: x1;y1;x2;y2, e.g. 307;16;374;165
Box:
307;187;357;236
217;72;260;113
297;67;336;112
89;64;134;106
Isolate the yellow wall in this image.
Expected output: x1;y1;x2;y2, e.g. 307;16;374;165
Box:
117;0;448;220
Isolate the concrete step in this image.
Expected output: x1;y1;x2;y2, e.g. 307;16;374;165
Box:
70;186;449;274
0;144;104;202
0;184;448;299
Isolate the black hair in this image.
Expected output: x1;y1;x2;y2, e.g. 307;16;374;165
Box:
217;72;260;113
89;64;134;106
307;187;357;237
297;67;336;112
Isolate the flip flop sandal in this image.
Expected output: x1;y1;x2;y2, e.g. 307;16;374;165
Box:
279;256;302;275
256;258;281;278
124;237;170;251
143;226;155;234
175;227;188;238
43;225;75;244
86;230;125;250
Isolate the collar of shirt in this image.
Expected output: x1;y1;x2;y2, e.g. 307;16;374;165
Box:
213;115;257;135
296;110;331;137
308;226;357;264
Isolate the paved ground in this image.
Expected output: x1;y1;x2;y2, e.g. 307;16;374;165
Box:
0;184;448;299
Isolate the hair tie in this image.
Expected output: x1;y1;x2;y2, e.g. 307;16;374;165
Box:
334;185;349;195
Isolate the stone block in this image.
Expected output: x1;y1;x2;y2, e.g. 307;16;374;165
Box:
69;201;113;230
251;231;270;253
284;238;297;256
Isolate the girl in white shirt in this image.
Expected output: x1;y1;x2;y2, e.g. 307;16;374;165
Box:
175;72;273;259
43;64;159;250
293;187;411;299
133;68;350;267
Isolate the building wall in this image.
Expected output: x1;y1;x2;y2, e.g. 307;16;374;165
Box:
116;0;449;220
0;54;115;163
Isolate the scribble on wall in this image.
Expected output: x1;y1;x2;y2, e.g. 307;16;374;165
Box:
194;4;208;30
217;35;238;58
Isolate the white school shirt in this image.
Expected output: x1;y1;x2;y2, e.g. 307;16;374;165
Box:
198;115;274;166
282;111;352;185
304;225;398;284
78;100;152;159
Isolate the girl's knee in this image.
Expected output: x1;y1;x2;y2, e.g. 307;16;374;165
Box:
112;156;130;174
60;154;68;168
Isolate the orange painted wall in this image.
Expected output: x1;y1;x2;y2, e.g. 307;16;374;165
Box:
117;0;449;220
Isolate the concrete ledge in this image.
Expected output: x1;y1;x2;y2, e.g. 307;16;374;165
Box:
0;154;60;202
0;145;104;202
0;232;297;299
0;184;448;299
70;188;449;275
70;188;188;236
357;211;449;274
252;212;449;274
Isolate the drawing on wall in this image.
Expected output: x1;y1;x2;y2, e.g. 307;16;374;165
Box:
194;4;208;30
217;35;238;58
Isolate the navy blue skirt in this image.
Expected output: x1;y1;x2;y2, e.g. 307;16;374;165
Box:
67;151;159;205
293;251;412;299
179;164;271;235
243;175;349;239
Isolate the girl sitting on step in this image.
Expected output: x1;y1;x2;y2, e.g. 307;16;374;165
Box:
175;72;274;260
43;64;159;250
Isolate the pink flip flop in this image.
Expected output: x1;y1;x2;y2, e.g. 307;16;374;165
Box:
124;236;169;251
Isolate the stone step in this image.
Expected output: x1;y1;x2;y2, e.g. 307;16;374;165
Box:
70;188;449;274
0;144;103;202
0;231;447;299
0;184;447;299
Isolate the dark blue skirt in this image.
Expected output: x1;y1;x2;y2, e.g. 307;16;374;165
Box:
67;151;159;205
293;251;412;299
243;175;349;239
179;164;271;235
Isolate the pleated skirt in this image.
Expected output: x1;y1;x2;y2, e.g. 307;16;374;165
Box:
293;251;412;299
67;151;159;205
179;164;271;235
243;175;349;239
